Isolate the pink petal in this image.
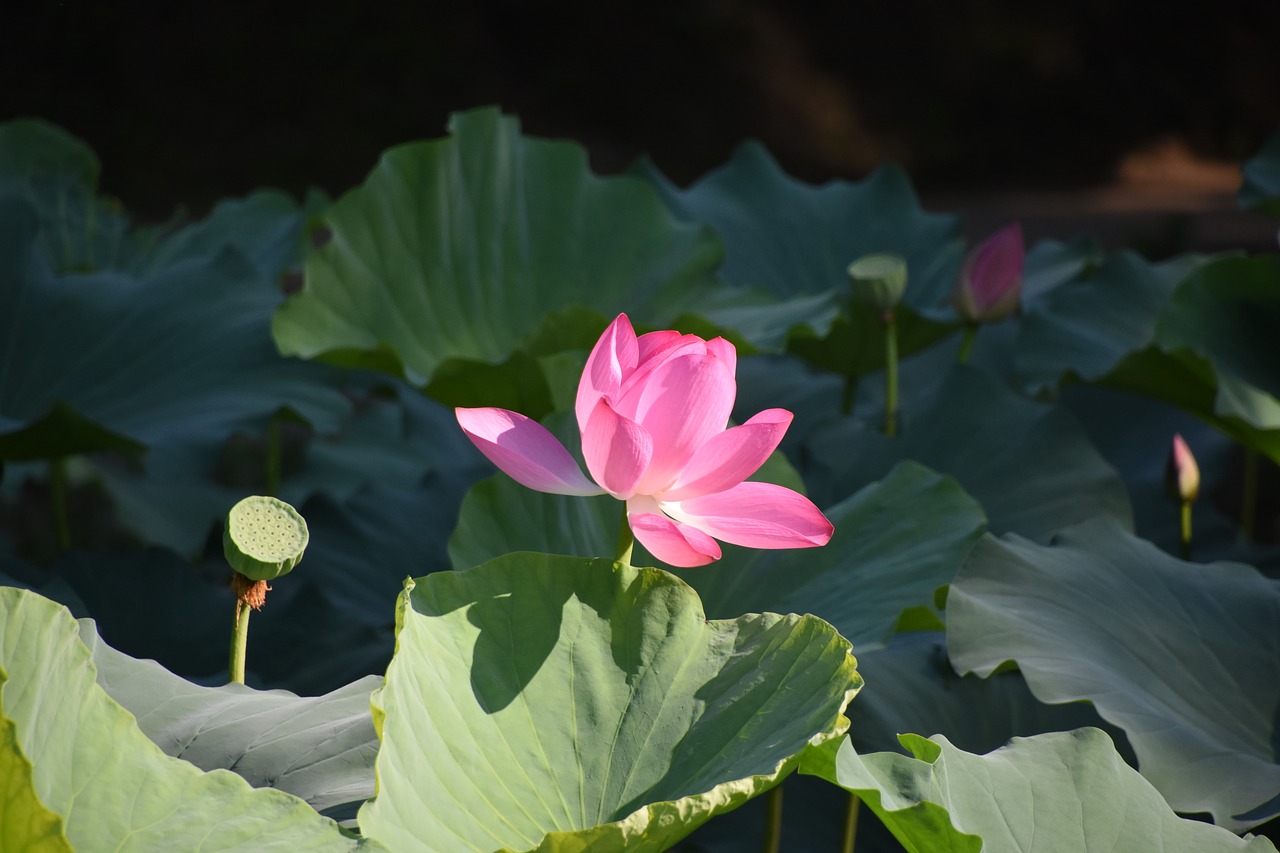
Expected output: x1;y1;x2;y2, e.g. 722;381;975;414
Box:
705;336;737;378
582;398;653;499
662;409;793;501
576;314;638;435
627;498;721;567
619;333;707;408
673;481;834;550
622;353;737;495
456;408;604;496
636;329;691;362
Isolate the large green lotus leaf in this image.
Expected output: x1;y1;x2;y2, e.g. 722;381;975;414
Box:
128;188;328;280
1015;250;1204;391
947;517;1280;831
677;461;985;651
848;631;1130;760
449;478;618;569
0;195;422;553
357;554;860;852
1015;251;1280;462
273;107;722;386
804;364;1133;541
0;118;133;274
642;143;963;316
1240;129;1280;217
0;666;72;852
805;729;1276;852
0;586;379;851
0;400;146;463
91;381;444;555
81;620;379;815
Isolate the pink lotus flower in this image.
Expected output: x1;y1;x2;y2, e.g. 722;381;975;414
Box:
953;222;1024;323
456;314;834;567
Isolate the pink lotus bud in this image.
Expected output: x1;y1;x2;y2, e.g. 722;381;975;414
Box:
953;222;1024;324
1165;434;1200;504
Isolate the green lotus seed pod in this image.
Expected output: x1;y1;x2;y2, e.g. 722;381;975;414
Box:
223;495;308;582
847;253;908;311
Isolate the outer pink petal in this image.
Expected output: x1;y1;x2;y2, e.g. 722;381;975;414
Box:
456;407;604;496
672;481;834;550
662;409;793;501
576;314;639;435
628;501;721;567
582;398;653;499
623;353;737;495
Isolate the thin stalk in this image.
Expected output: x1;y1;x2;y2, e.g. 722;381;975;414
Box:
229;600;251;684
49;456;71;552
616;511;635;566
1179;502;1193;561
762;784;783;853
1241;448;1259;543
957;325;978;364
841;791;861;853
883;309;899;437
265;418;282;497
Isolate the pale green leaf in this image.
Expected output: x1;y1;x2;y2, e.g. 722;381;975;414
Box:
358;554;860;852
948;517;1280;831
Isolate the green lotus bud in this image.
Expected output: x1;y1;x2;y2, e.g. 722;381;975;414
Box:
847;253;908;311
223;495;308;582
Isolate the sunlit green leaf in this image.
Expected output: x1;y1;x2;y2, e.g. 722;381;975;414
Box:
358;555;860;852
805;729;1275;852
0;587;379;850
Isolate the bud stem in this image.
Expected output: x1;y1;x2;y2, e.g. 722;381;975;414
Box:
1179;501;1193;561
883;309;899;437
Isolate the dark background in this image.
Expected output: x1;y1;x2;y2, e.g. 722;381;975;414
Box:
4;0;1280;248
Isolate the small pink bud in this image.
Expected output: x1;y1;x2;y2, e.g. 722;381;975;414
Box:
953;222;1024;324
1165;434;1200;504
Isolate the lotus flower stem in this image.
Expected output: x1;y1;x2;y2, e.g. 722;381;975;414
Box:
841;791;861;853
49;456;71;552
762;784;783;853
883;309;899;437
229;595;251;684
1241;448;1258;542
956;325;977;364
616;511;635;566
